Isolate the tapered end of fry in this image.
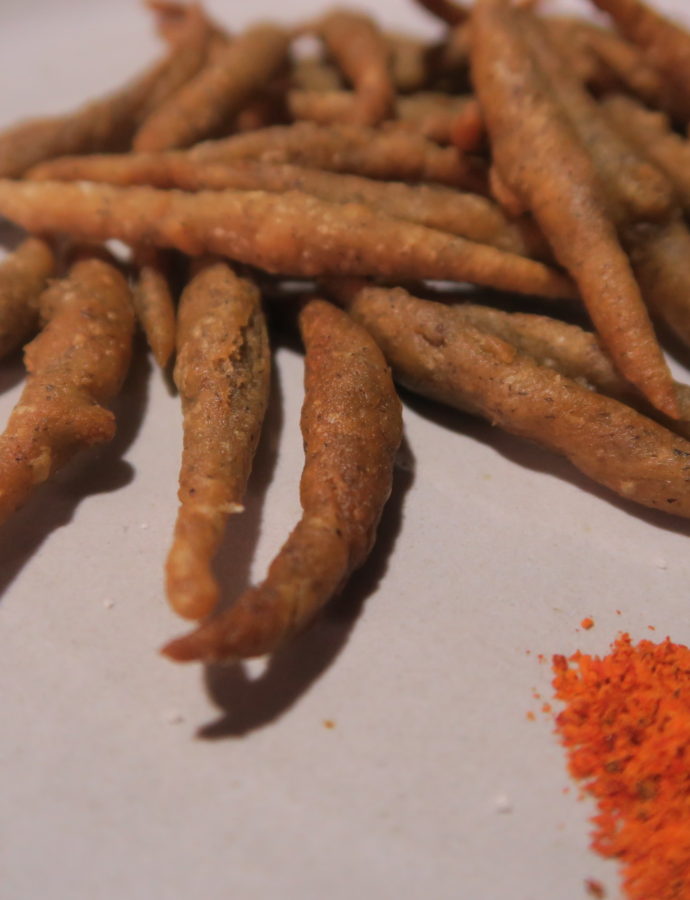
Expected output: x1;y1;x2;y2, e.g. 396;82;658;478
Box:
161;627;221;663
165;549;220;621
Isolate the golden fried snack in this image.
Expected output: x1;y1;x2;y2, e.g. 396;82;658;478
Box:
332;281;690;517
0;238;56;360
166;260;270;620
602;95;690;211
0;11;211;178
131;246;176;368
414;0;468;25
291;57;343;93
450;97;485;153
133;24;289;151
387;32;430;94
591;0;690;119
31;122;488;192
28;153;545;257
307;9;394;126
0;180;575;299
471;0;678;419
0;255;135;524
163;297;402;661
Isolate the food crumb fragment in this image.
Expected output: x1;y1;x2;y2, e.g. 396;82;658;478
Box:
102;598;114;609
323;719;336;729
580;616;594;630
493;793;513;814
584;878;606;898
526;711;536;721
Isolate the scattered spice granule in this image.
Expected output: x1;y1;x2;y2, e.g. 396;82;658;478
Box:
580;617;595;630
541;702;552;714
584;878;606;898
526;711;536;722
322;719;336;729
537;653;546;664
552;634;690;900
647;625;656;632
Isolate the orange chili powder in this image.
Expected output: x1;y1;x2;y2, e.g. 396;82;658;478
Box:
552;633;690;900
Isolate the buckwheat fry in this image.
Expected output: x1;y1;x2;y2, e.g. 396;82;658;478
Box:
471;0;679;419
387;31;430;94
0;180;575;298
591;0;690;119
28;156;548;258
332;281;690;517
163;297;402;661
0;237;56;360
0;10;211;178
131;246;176;368
30;122;488;192
0;255;135;525
166;260;270;620
132;24;289;151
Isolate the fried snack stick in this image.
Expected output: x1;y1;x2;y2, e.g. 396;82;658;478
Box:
602;95;690;212
31;157;546;258
387;32;430;94
0;10;211;178
131;247;176;368
166;261;270;620
133;24;289;151
31;122;488;192
0;180;575;299
591;0;690;120
0;255;135;524
163;298;402;661
413;0;468;26
0;238;56;360
470;0;678;419
291;57;343;93
331;282;690;517
305;9;394;127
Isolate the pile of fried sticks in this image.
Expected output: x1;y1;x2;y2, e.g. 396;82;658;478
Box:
1;0;690;663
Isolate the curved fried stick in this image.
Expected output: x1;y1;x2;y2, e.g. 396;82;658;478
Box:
331;281;690;518
291;57;343;93
0;238;56;360
0;180;574;299
387;32;430;94
28;155;547;258
591;0;690;119
0;256;135;524
163;298;402;661
166;261;270;620
0;10;211;178
133;24;289;151
131;246;176;368
306;9;394;126
30;122;488;192
471;0;678;419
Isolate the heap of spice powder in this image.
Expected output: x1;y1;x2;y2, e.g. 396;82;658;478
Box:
552;633;690;900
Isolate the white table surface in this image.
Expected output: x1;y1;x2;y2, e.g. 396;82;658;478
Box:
1;2;689;898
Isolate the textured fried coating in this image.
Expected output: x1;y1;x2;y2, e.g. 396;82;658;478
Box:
471;0;678;419
306;9;394;126
291;57;343;93
133;24;289;151
0;12;211;178
387;32;430;94
31;122;488;192
131;246;176;368
166;261;270;620
332;282;690;518
0;256;135;524
0;238;56;360
0;180;574;299
163;298;402;661
591;0;690;119
28;155;546;258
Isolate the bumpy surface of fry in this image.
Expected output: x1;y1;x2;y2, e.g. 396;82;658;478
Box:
592;0;690;118
166;261;270;621
0;256;135;524
133;24;289;151
163;298;402;661
334;282;690;517
0;238;56;360
131;246;176;368
471;0;678;419
0;180;574;298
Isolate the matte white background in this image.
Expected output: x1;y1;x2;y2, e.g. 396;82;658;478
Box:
1;2;689;899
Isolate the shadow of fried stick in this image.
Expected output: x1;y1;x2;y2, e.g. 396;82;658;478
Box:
197;438;415;740
0;340;151;603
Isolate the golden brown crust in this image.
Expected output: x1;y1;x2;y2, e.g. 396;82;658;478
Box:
166;260;270;620
163;298;402;661
0;256;135;524
470;0;677;418
333;282;690;518
131;246;176;368
0;180;575;299
132;24;289;151
0;238;56;360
